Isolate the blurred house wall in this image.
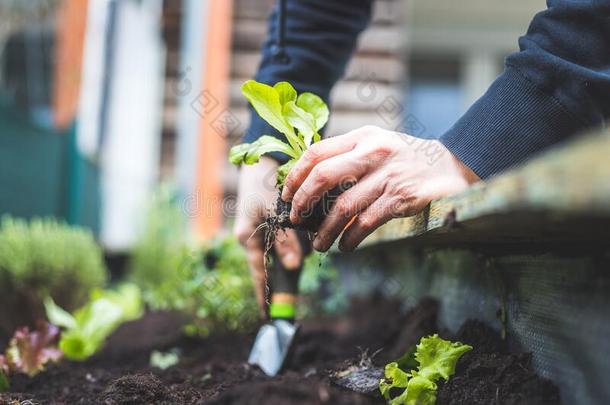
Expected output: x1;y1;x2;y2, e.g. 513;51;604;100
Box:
406;0;546;136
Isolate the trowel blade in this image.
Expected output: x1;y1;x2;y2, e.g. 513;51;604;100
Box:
248;319;298;376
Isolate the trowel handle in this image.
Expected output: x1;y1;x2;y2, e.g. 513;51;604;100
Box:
269;231;311;321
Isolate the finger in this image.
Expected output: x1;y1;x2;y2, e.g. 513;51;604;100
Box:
273;228;303;270
282;130;366;202
289;149;373;224
338;197;401;252
313;173;386;252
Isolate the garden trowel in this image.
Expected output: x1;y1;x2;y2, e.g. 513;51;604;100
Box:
248;239;306;376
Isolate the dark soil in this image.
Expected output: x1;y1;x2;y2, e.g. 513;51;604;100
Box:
274;185;348;233
0;297;560;405
437;320;561;405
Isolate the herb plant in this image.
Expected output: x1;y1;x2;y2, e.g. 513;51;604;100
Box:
379;334;472;405
229;80;329;185
0;216;107;338
44;284;143;361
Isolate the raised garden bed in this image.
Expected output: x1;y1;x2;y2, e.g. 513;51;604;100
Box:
1;297;559;404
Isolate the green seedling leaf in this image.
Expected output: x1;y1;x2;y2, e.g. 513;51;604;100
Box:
229;136;297;166
45;284;144;361
297;92;329;132
150;349;180;370
241;80;302;152
392;373;437;405
395;346;418;371
379;335;472;405
230;80;330;181
277;159;297;187
44;297;77;329
414;334;472;382
90;283;144;322
283;101;317;147
380;362;409;400
274;81;297;106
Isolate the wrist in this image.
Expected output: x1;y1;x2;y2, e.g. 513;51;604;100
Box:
433;140;480;193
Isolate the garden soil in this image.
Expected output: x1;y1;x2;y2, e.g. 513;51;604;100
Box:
1;297;560;404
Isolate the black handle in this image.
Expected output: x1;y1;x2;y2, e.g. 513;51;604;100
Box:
268;230;311;321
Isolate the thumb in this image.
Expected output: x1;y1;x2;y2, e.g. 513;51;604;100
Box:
273;229;303;270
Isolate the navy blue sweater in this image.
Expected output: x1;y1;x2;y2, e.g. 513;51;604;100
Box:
244;0;610;179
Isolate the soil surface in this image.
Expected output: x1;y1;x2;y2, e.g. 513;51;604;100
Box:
1;297;560;404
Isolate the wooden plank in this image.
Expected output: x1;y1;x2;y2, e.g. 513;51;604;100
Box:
352;129;610;249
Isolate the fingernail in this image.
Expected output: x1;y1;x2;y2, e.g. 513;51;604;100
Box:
313;237;329;252
290;210;299;224
281;188;289;201
313;237;322;251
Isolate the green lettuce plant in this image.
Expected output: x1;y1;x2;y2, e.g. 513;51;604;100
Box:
379;335;472;405
229;80;329;185
0;216;107;338
44;284;143;361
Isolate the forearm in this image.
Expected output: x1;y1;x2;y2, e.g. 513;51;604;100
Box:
440;0;610;179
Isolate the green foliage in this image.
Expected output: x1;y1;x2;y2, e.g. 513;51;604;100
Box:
128;188;259;336
149;349;180;370
379;335;472;405
0;368;8;392
44;284;143;361
128;186;187;294
229;80;329;185
0;216;107;337
298;252;349;317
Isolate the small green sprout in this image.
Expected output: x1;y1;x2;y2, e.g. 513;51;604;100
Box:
229;80;329;185
379;334;472;405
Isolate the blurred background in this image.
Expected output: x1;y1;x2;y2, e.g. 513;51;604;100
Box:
0;0;545;257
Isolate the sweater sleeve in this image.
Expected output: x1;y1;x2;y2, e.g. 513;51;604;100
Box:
440;0;610;179
243;0;373;163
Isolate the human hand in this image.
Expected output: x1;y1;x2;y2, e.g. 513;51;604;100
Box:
233;156;304;319
281;126;480;252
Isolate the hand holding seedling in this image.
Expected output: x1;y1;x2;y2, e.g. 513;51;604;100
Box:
233;156;303;318
230;80;479;314
281;126;479;252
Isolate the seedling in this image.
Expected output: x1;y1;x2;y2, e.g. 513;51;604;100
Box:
230;80;328;185
0;322;63;392
379;334;472;405
44;284;143;361
229;80;331;232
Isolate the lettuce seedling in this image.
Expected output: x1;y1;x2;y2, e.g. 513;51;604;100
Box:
0;321;63;391
45;284;143;361
379;334;472;405
229;80;329;186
